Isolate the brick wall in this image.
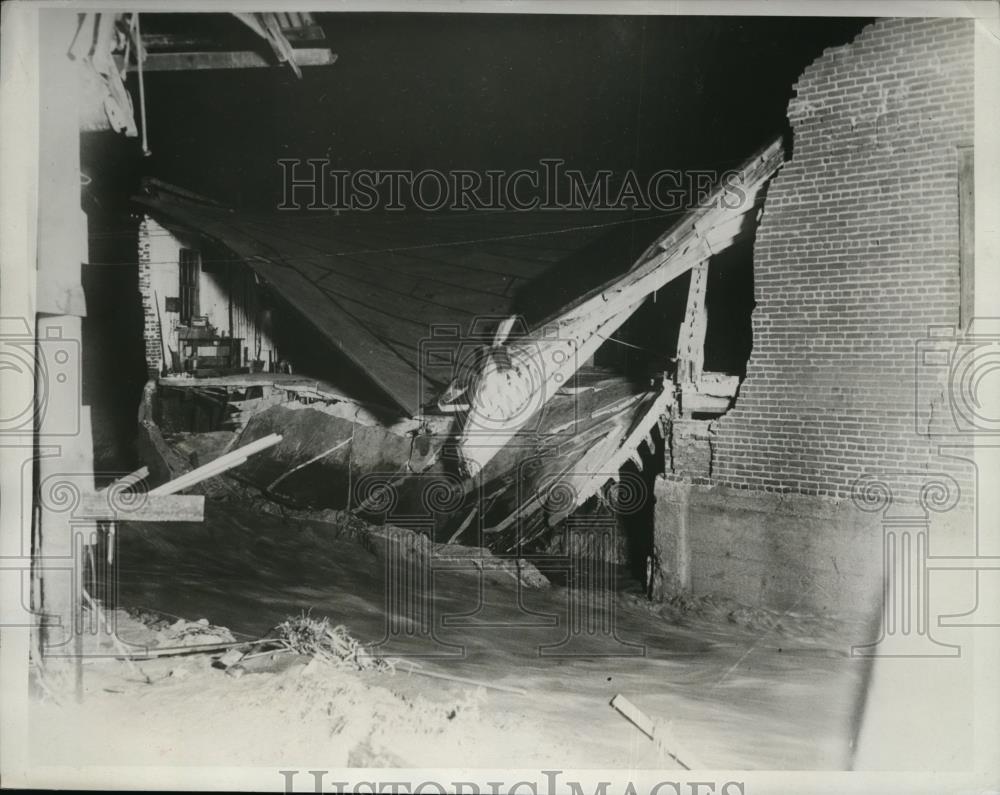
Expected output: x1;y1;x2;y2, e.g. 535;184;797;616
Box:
669;418;714;480
712;18;975;504
137;215;161;377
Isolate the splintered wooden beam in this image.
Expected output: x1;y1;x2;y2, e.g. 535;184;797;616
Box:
549;136;784;332
677;259;710;388
139;48;337;72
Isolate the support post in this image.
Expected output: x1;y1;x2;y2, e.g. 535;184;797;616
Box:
676;259;710;414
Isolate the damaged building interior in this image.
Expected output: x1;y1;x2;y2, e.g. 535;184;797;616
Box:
12;7;992;777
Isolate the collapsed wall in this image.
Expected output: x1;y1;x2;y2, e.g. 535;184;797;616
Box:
654;18;976;618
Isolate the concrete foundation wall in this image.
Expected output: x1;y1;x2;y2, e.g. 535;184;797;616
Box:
653;475;977;622
654;478;882;618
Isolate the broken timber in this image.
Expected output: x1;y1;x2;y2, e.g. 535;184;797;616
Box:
131;138;784;545
610;694;705;770
677;260;710;388
138;48;337;72
457;136;785;475
148;433;282;496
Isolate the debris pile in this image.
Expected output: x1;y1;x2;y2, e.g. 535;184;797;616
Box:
270;613;392;673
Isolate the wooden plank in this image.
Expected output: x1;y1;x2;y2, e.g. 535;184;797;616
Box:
77;493;204;522
610;694;657;739
678;389;730;415
99;466;149;493
610;694;704;770
149;433;282;495
266;438;351;492
140;48;336;72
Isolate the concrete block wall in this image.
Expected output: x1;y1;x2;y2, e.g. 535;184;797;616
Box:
712;17;975;504
654;480;883;618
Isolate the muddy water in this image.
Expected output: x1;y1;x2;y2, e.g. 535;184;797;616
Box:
116;502;869;770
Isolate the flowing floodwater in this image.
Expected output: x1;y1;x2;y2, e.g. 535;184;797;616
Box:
111;502;871;770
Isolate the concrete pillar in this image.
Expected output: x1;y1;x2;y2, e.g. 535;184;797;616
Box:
650;477;691;600
35;10;93;657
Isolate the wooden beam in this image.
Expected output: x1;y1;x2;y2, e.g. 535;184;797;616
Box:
610;694;704;770
140;25;327;52
138;48;337;72
76;493;204;522
677;389;730;416
540;136;784;330
149;433;282;495
610;694;657;740
99;466;149;493
267;437;350;492
677;260;709;389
